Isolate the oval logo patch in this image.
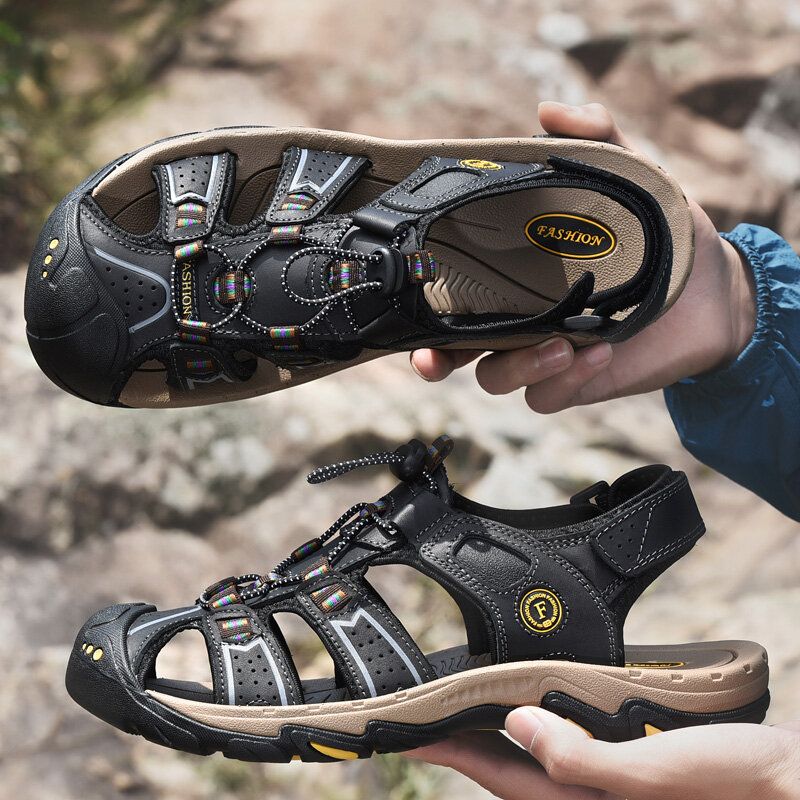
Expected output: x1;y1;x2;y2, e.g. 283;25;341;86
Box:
525;213;616;259
519;588;564;634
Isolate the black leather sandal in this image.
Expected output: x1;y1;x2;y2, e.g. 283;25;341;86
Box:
66;436;768;762
26;128;694;407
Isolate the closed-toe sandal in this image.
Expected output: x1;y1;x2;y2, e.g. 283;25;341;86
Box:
26;128;694;407
66;435;769;762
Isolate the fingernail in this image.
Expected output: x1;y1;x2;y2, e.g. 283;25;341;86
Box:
505;707;544;751
409;353;429;381
584;342;613;367
538;338;571;368
542;100;570;111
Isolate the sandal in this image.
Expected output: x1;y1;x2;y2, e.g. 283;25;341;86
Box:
26;128;694;408
66;436;769;762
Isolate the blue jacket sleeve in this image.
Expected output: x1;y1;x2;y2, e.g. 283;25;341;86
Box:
664;224;800;521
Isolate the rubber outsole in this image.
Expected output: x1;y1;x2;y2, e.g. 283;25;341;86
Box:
66;603;769;764
66;645;770;763
27;127;694;408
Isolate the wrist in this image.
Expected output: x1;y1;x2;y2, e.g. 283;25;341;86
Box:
721;237;757;366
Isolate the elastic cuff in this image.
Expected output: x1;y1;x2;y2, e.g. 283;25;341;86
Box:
669;226;777;393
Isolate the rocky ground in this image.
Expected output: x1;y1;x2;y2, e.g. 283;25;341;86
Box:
2;1;800;798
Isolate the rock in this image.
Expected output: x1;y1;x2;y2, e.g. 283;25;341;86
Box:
676;74;769;129
567;35;631;80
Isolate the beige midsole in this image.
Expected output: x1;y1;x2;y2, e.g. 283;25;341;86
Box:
149;641;767;738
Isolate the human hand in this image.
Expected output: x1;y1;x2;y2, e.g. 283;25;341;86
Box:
410;102;758;413
405;707;800;800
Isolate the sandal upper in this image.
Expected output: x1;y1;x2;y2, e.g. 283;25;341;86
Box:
84;436;705;709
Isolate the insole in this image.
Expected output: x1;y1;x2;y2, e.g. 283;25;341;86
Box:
147;645;491;704
425;187;644;316
145;642;735;705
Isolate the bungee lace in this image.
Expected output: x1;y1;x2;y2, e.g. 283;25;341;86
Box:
197;444;446;609
171;235;390;339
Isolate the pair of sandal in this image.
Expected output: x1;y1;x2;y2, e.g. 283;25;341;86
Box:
27;127;768;761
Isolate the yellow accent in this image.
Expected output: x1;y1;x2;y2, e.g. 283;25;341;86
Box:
459;158;503;171
524;213;617;259
80;643;87;651
625;661;685;669
43;254;53;265
85;644;94;654
49;238;59;250
92;648;104;661
566;719;594;738
309;742;359;760
41;270;48;278
644;723;663;736
290;755;301;762
519;588;564;634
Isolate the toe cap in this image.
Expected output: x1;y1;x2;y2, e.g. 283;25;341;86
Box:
25;191;130;405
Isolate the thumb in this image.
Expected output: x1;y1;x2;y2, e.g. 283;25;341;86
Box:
505;707;600;786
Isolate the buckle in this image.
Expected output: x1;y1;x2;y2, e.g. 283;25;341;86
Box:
368;247;405;297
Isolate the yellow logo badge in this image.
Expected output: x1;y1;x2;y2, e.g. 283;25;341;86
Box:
519;588;564;634
525;213;616;259
459;158;503;171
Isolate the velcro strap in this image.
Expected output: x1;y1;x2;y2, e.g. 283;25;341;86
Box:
265;147;370;224
591;476;704;578
154;152;233;243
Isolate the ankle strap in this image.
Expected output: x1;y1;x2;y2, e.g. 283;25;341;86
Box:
592;473;704;578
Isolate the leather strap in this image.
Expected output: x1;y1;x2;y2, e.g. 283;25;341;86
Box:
353;156;546;236
265;147;370;225
153;152;233;243
205;604;303;706
297;573;435;700
591;473;704;578
165;342;256;391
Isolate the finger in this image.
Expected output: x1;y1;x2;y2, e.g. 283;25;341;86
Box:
476;338;573;395
410;349;482;382
538;101;634;149
508;707;792;800
405;731;606;800
507;707;666;796
524;342;614;413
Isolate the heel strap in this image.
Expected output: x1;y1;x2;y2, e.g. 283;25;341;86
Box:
591;474;704;578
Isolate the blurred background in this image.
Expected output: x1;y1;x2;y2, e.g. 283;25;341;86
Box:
1;1;799;798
